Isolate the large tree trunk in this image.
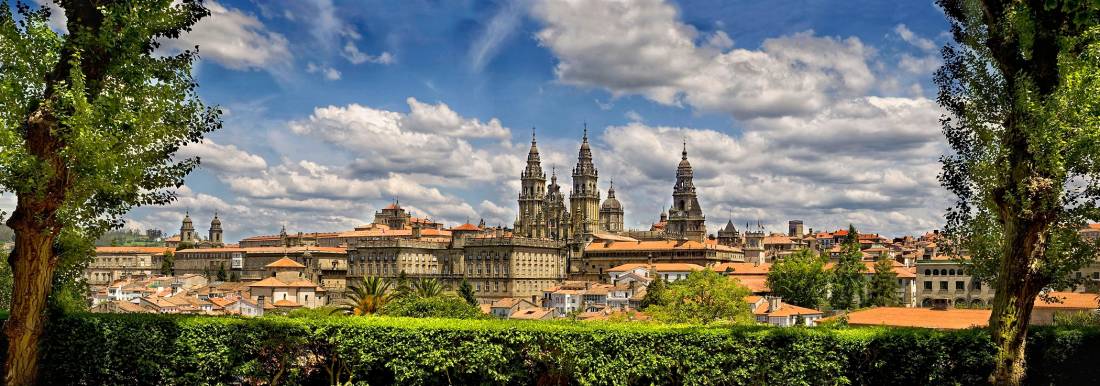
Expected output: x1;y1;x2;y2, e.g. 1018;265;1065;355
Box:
987;219;1045;386
2;225;58;386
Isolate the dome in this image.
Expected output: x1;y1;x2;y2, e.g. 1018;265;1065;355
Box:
601;196;622;210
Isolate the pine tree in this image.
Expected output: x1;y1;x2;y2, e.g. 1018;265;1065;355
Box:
458;278;478;307
639;276;666;310
766;248;830;309
216;263;227;282
865;256;900;307
159;251;175;276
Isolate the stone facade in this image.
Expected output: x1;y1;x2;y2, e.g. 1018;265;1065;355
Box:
86;246;170;285
665;143;706;242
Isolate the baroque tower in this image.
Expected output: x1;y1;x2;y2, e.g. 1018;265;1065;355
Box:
599;180;624;233
544;167;571;241
666;142;706;242
570;126;600;239
180;211;196;242
516;129;547;238
208;211;223;244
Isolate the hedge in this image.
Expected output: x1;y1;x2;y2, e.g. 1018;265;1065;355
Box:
1;313;1098;385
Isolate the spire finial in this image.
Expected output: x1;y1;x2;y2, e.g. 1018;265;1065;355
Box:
682;137;688;160
583;122;588;139
532;127;536;145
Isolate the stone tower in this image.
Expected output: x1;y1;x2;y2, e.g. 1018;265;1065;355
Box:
666;142;706;242
180;211;196;242
599;180;624;233
516;128;547;238
570;126;600;239
208;211;223;244
717;220;740;247
744;222;766;263
544;167;571;241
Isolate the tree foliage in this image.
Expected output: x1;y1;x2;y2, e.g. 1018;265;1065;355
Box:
458;278;477;307
332;277;391;316
766;248;830;309
829;225;866;311
935;0;1100;383
646;269;753;325
379;295;486;319
159;250;174;276
865;255;900;307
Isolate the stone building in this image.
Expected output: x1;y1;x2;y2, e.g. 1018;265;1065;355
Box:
515;130;548;238
165;212;224;249
570;127;601;240
173;246;347;293
346;230;567;301
86;246;170;285
575;238;743;281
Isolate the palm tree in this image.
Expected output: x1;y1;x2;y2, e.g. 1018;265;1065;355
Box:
332;277;391;316
411;277;445;299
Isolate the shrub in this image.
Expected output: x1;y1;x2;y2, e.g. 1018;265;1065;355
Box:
379;296;485;319
1;313;1097;385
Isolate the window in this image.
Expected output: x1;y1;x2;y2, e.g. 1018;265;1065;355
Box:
924;269;931;276
939;281;948;290
924;281;932;290
955;281;965;290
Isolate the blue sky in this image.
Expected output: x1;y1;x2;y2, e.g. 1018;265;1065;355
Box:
27;0;954;241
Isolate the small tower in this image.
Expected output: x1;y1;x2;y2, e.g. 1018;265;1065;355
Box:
208;211;223;245
717;219;741;247
279;224;289;247
517;128;548;238
180;211;196;242
570;124;600;239
599;179;624;233
666;141;706;242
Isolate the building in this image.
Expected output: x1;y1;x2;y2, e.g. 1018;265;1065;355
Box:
1030;292;1100;325
486;297;541;318
915;255;994;308
836;307;992;329
576;238;742;281
665;143;706;242
346;233;567;301
165;212;224;249
515;130;548;239
748;296;823;327
246;257;329;309
173;245;347;288
607;263;704;284
86;246;170;285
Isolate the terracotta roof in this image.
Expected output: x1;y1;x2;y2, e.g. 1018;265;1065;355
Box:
449;223;481;231
714;262;772;275
247;277;319;288
586;239;740;253
208;297;236;308
177;246;346;254
837;307;990;329
384;202;402;210
510;308;554;320
607;263;705;273
591;233;640;242
325;228;452;238
763;235;792;244
272;299;302;308
753;301;823;317
265;257;306;269
1035;292;1099;309
731;276;769;293
95;246;173;254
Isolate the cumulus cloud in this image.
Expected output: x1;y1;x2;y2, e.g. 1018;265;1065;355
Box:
306;62;342;80
532;0;873;119
159;1;292;71
178;139;268;173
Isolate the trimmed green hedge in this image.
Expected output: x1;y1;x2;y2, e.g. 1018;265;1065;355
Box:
3;313;1099;385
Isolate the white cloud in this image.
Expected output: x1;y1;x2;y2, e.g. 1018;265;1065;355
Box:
343;42;395;65
532;0;874;119
178;139;268;173
160;1;292;71
306;62;342;80
469;0;529;71
894;24;936;51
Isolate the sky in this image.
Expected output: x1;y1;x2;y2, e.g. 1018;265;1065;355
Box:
22;0;955;241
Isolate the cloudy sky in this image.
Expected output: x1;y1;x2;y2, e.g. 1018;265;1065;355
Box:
26;0;955;241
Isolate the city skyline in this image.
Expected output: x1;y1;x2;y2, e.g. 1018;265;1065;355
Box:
9;0;952;241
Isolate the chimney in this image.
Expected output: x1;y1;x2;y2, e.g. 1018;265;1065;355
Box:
412;223;422;239
767;296;781;313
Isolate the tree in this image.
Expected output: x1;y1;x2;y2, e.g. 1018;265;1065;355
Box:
216;263;227;282
935;1;1100;383
638;275;666;310
159;250;175;276
229;271;239;282
379;295;485;319
646;269;753;325
829;225;866;311
766;248;830;309
332;277;391;316
410;277;444;299
865;256;900;307
0;2;218;381
458;278;477;307
391;270;411;298
0;253;11;312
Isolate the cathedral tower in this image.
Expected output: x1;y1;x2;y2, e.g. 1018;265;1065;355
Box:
666;142;706;242
180;211;196;242
570;126;600;239
516;129;547;238
599;180;624;233
208;212;223;244
544;167;571;241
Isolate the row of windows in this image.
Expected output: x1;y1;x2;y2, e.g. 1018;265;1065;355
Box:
922;268;967;276
922;280;981;291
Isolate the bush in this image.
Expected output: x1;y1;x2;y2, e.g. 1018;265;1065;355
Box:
379;296;485;319
2;313;1098;385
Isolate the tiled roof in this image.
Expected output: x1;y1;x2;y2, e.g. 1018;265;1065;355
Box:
586;239;740;253
510;308;554;320
591;233;640;242
731;276;769;293
177;246;346;254
607;263;705;273
95;246;173;254
247;277;319;288
763;235;792;244
326;228;452;238
265;257;306;269
449;223;481;231
714;262;771;275
837;307;990;329
272;299;302;308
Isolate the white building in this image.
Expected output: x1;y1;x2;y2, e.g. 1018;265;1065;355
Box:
607;263;704;284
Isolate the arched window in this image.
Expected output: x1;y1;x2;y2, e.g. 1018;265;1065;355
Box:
933;269;939;276
924;269;931;276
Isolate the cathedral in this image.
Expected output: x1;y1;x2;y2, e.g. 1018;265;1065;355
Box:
513;127;707;245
